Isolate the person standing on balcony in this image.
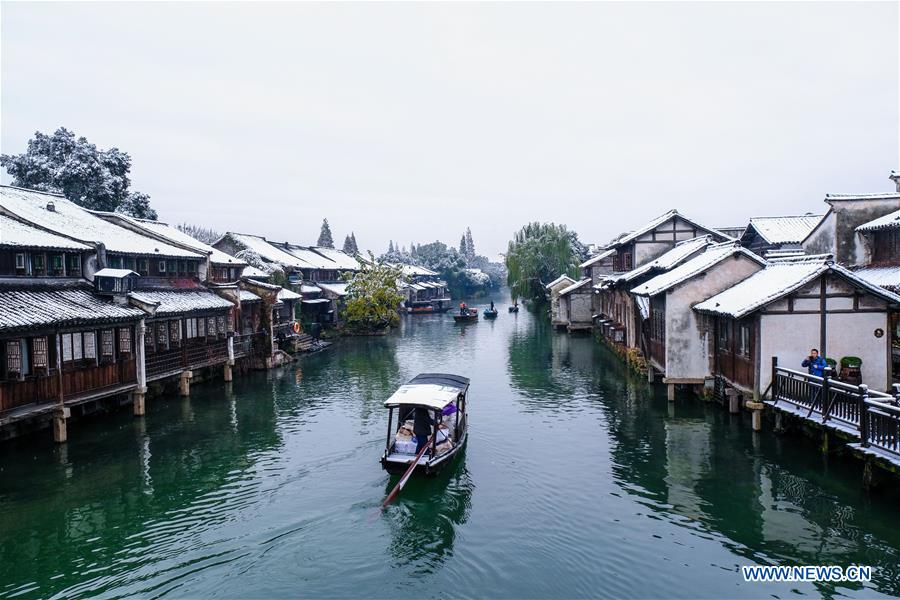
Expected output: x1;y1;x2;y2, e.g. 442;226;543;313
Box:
802;349;827;377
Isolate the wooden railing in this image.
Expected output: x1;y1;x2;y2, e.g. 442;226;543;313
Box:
233;332;267;358
770;358;900;456
146;338;230;380
0;374;59;413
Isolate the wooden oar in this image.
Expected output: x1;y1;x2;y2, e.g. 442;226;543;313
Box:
381;433;433;510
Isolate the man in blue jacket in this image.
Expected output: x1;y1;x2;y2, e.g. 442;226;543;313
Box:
802;348;828;376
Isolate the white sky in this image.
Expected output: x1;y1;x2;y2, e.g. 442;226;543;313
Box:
2;2;898;260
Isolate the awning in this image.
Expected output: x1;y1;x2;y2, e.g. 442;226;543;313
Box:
384;384;462;410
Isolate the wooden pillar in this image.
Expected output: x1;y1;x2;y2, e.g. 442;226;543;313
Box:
52;409;68;443
667;383;675;402
726;389;740;414
179;370;193;396
746;400;764;431
134;319;147;417
133;391;146;416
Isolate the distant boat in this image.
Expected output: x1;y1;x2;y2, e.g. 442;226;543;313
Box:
453;310;478;323
483;308;498;319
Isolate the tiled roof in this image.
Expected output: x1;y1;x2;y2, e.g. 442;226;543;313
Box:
311;247;362;270
128;289;233;316
608;210;725;247
856;209;900;232
853;265;900;292
277;288;301;301
579;248;615;268
559;278;592;296
238;289;262;303
694;256;900;318
0;284;144;332
110;216;247;266
0;186;201;258
743;215;823;245
631;244;764;297
224;233;314;269
0;214;90;251
605;236;712;285
280;244;339;269
317;282;349;297
545;275;576;289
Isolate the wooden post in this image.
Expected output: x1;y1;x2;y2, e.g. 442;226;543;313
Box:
53;331;67;443
726;389;740;414
820;368;831;422
771;356;779;402
858;384;869;448
667;383;675;402
746;400;765;431
134;319;146;417
385;407;393;452
179;370;192;396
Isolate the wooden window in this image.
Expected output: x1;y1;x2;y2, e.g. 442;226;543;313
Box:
14;253;25;270
118;327;132;354
179;261;187;275
50;254;64;276
32;337;48;368
66;254;81;275
145;324;155;351
62;333;73;362
189;261;197;273
156;322;169;349
158;260;167;274
33;253;46;276
101;330;114;357
125;257;136;271
198;317;206;338
138;259;149;276
72;333;83;361
108;256;122;269
6;341;21;374
217;316;226;336
623;252;633;271
739;324;751;357
84;331;96;359
207;317;216;338
169;320;181;346
186;318;196;339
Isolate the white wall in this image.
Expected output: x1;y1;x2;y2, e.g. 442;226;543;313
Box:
569;291;592;324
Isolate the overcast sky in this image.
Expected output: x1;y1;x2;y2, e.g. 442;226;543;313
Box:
2;2;898;260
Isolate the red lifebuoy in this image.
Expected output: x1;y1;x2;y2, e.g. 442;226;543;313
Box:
292;322;301;334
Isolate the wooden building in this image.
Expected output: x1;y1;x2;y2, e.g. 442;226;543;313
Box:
557;279;593;332
694;255;900;398
630;243;766;397
738;215;822;258
546;275;576;327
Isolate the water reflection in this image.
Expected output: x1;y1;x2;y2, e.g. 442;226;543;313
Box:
382;456;473;572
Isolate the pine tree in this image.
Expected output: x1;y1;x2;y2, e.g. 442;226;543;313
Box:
343;234;354;254
459;234;468;257
388;240;395;253
465;227;476;262
318;219;335;248
350;232;358;253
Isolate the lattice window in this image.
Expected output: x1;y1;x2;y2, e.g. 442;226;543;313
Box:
119;327;132;354
198;317;206;338
6;341;21;373
157;322;169;349
207;317;216;337
84;331;96;359
145;323;155;350
217;316;226;336
62;333;73;362
101;330;114;357
170;320;181;346
72;333;83;361
32;337;48;368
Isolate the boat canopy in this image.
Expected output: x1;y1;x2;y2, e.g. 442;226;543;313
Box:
384;373;470;410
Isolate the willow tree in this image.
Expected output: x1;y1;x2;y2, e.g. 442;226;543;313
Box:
505;222;585;303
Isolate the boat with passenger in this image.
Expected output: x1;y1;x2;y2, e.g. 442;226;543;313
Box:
453;309;478;323
380;373;469;476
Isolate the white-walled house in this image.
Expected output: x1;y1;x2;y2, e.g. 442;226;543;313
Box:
558;278;593;331
694;255;900;398
547;275;577;327
631;243;766;394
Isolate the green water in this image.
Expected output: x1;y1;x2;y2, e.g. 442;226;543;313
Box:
2;292;900;599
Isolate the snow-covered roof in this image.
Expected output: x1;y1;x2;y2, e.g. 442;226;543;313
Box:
317;282;349;297
545;275;576;289
224;233;313;269
609;210;725;247
559;278;592;296
94;268;138;278
310;247;361;270
300;284;321;294
856;209;900;232
0;284;145;332
280;244;338;270
277;288;301;301
579;248;615;268
127;289;234;316
302;298;330;304
853;265;900;292
242;265;270;278
0;186;202;258
238;289;262;303
395;263;439;277
825;192;900;202
114;216;247;266
694;256;900;318
0;214;91;251
631;244;764;297
743;215;823;245
606;236;712;285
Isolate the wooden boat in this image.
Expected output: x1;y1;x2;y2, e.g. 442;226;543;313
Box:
483;308;498;319
453;310;478;323
508;305;519;313
381;373;470;476
407;301;435;314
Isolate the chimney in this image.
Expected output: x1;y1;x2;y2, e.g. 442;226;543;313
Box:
46;200;55;212
891;170;900;192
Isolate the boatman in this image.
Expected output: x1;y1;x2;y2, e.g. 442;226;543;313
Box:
490;300;494;311
802;348;828;377
413;407;435;454
459;302;467;315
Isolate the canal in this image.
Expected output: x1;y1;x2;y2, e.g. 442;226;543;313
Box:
2;292;900;599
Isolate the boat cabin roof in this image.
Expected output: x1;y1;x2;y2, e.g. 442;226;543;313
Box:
384;373;470;410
